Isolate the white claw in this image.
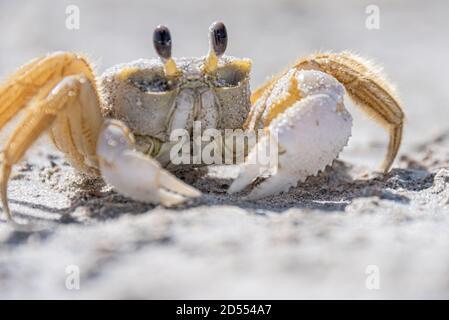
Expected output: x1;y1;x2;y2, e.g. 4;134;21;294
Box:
97;120;201;206
158;170;202;198
246;172;298;200
227;163;260;194
229;70;353;199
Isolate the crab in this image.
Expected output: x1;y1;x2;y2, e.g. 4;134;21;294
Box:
0;22;404;225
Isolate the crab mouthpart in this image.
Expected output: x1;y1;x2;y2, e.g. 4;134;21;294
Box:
166;88;221;136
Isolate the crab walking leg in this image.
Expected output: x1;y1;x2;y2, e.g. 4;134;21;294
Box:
0;52;97;132
0;56;47;129
229;70;352;198
97;120;201;206
0;75;102;221
50;79;103;175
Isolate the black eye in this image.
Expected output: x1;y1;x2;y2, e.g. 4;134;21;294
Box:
153;25;172;60
210;21;227;57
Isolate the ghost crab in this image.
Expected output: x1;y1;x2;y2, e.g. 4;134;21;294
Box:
0;22;404;224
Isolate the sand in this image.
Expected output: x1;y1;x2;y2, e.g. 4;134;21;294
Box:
0;0;449;299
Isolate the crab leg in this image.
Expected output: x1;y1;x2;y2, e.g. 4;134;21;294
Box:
0;52;97;132
0;74;103;221
97;120;201;206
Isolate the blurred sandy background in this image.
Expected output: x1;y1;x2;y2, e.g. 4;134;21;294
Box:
1;0;449;299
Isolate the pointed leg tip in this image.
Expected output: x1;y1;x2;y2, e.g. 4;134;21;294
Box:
227;181;246;195
184;183;202;197
380;162;393;175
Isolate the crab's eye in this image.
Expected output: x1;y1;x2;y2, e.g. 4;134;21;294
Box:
153;25;172;60
209;21;227;57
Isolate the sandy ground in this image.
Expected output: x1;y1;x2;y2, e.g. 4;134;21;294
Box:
1;0;449;299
